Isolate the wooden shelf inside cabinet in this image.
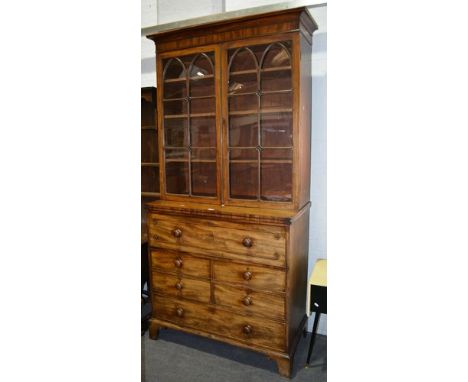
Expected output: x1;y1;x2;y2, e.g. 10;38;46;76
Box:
230;159;293;164
141;192;161;197
164;113;216;118
189;74;214;80
229;66;291;76
145;6;318;378
229;108;292;116
164;78;186;83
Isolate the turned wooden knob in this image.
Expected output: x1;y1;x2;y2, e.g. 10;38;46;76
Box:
242;237;253;248
172;228;183;238
242;295;252;306
175;281;183;290
174;257;183;268
176;307;184;317
243;271;252;281
243;325;252;335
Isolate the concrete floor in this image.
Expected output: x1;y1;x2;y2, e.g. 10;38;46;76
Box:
142;328;327;381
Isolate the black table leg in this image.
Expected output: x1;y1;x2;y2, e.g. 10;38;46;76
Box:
306;312;321;366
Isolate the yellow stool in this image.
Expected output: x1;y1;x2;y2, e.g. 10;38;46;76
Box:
306;259;327;366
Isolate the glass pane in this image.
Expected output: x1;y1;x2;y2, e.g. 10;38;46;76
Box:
229;94;258;113
190;78;214;97
164;59;186;80
165;149;188;160
261;93;292;111
261;163;292;201
230;163;258;199
166;162;189;194
229;148;257;160
179;55;194;68
141;166;160;193
164;81;186;99
141;98;155;126
192;148;216;160
229;72;257;95
260;112;292;147
229;114;257;147
190;97;215;114
261;148;292;161
261;69;292;92
229;48;257;72
189;54;214;77
191;117;216;147
192;162;216;197
164;118;187;147
262;44;291;68
142;129;158;162
164;99;187;115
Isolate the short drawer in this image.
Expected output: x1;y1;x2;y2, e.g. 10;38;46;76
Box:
213;261;285;292
148;214;286;267
213;283;285;320
153;295;286;351
152;272;211;304
150;250;210;279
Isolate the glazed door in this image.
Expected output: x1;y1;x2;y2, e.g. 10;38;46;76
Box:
223;38;295;207
158;46;222;202
141;88;160;197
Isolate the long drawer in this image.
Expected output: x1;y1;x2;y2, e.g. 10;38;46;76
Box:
150;250;210;279
213;283;285;320
153;295;286;351
213;261;286;292
148;214;286;267
152;272;211;304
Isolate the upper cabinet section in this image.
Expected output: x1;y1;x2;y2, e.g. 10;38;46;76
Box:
147;7;317;210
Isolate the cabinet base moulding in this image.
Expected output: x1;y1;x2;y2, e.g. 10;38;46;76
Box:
148;315;308;378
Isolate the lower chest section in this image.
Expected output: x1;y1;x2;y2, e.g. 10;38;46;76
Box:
147;213;289;352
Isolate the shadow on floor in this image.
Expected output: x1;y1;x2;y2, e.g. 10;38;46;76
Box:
142;328;326;382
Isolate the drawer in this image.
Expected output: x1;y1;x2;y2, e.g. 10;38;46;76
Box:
152;272;211;304
213;261;285;292
153;295;285;351
148;214;286;267
150;250;210;279
213;283;285;320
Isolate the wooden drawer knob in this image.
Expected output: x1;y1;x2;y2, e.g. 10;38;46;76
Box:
242;237;253;248
242;325;252;335
176;307;184;317
174;257;183;268
172;228;183;238
242;295;252;306
243;271;252;281
175;281;183;290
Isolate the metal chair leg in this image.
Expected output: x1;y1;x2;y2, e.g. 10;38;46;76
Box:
306;312;321;365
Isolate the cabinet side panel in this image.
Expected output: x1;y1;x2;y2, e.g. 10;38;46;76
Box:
286;206;310;350
298;33;312;209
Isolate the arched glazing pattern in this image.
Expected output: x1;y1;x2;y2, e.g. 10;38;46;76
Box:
162;51;217;197
227;41;293;202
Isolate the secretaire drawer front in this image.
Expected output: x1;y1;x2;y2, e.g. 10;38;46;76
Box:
152;272;210;304
213;262;285;292
150;250;210;279
148;214;286;267
213;283;285;320
153;296;286;351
